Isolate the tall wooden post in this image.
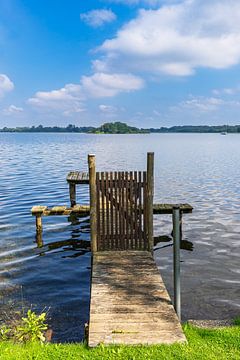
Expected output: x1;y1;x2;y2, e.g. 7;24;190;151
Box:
88;154;97;253
147;152;154;252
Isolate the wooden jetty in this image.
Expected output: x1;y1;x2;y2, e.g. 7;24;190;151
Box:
31;153;193;346
89;251;186;346
87;153;187;346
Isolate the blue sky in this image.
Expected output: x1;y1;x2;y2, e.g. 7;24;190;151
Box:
1;0;240;128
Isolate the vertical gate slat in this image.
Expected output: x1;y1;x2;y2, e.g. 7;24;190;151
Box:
129;171;134;250
125;171;129;249
101;172;105;250
143;171;147;250
109;172;114;247
96;172;100;250
121;172;125;250
114;171;118;250
119;171;123;250
134;171;138;250
105;172;110;250
138;171;142;250
117;172;121;249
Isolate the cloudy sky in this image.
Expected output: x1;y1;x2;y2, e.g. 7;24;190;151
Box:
1;0;240;128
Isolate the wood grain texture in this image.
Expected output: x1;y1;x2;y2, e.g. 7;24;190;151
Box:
88;251;187;347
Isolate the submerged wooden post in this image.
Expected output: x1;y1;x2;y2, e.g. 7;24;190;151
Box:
69;183;76;207
147;152;154;252
88;154;97;253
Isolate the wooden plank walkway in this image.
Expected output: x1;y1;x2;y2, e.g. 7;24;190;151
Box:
88;251;186;346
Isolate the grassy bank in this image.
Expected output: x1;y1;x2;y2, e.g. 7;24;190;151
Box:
0;322;240;360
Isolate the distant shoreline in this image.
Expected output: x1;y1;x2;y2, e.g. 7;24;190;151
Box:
0;121;239;134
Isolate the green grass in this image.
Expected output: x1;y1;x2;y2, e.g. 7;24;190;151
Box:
0;322;240;360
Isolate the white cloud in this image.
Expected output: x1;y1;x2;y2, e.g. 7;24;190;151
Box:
2;104;23;115
0;74;14;97
97;0;240;76
177;96;240;112
180;97;224;112
28;73;143;113
80;9;116;27
28;83;85;115
212;85;240;96
81;72;144;97
99;104;117;113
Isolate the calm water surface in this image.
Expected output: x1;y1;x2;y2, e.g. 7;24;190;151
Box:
0;133;240;342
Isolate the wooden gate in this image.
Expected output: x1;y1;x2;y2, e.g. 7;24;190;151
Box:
88;153;154;252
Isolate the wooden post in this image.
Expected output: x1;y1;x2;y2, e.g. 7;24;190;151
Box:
36;231;43;248
69;183;76;207
35;214;43;247
147;152;154;252
88;154;97;253
36;214;42;233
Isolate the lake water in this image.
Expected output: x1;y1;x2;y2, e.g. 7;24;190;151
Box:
0;132;240;342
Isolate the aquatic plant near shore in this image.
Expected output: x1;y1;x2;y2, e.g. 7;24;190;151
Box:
0;310;48;343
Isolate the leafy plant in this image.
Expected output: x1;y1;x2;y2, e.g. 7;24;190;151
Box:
0;310;48;343
15;310;48;343
0;325;11;341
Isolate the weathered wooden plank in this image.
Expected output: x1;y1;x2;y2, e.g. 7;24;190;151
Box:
32;203;193;216
31;205;89;216
88;252;186;347
90;313;177;322
153;203;193;214
66;171;89;184
89;331;186;346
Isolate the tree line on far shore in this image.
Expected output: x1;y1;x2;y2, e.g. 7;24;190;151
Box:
1;122;240;134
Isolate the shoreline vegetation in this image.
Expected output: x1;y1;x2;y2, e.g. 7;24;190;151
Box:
0;320;240;359
0;122;239;134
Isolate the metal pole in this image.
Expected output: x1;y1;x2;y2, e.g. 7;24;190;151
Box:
147;152;154;252
172;205;181;321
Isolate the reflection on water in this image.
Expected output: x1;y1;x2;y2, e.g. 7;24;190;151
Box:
0;132;240;342
154;235;194;252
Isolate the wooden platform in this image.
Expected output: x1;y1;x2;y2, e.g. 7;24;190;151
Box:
88;251;186;346
67;171;89;184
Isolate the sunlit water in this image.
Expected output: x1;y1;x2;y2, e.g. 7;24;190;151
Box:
0;133;240;342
